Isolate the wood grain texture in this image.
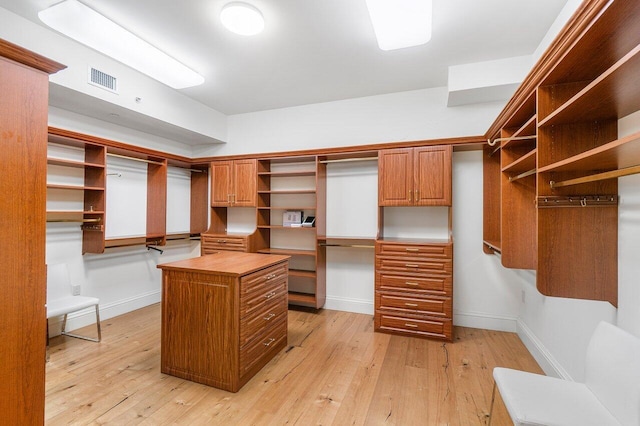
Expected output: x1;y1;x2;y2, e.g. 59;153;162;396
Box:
414;145;453;206
210;160;234;206
0;54;49;424
158;252;289;277
147;160;167;241
378;148;413;206
190;167;209;234
0;38;65;73
483;145;501;253
45;304;541;425
233;159;257;206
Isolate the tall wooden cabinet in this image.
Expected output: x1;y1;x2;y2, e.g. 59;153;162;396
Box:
0;39;65;425
483;0;640;306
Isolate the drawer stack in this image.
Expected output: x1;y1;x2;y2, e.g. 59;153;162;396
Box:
201;234;249;254
374;240;453;341
239;262;288;377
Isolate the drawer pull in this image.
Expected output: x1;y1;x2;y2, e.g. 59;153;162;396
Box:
404;323;418;328
266;273;277;280
263;313;276;321
405;248;419;252
217;239;226;243
263;338;276;347
405;263;420;268
404;303;418;307
405;281;419;286
265;291;277;299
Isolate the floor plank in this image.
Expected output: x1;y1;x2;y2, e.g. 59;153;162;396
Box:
45;304;541;425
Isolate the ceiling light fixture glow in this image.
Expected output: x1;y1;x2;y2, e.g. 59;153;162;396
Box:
365;0;432;51
38;0;204;89
220;2;264;36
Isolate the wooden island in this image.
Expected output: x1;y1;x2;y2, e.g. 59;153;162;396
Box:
157;252;289;392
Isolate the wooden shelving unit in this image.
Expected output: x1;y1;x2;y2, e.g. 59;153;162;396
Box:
256;156;325;309
483;0;640;306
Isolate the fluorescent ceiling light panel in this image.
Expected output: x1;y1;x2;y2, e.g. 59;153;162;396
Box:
38;0;204;89
366;0;432;51
220;2;264;36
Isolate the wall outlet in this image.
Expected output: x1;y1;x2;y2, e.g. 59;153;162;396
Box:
71;285;81;296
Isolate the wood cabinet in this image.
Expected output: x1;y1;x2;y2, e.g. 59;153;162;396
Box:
483;0;640;306
378;146;452;206
374;240;453;341
0;39;65;425
211;159;257;207
158;252;289;392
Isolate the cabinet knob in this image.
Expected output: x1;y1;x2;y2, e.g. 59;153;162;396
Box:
409;190;413;202
265;291;277;299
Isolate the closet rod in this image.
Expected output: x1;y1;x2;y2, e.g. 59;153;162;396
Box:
488;145;501;157
319;157;378;164
107;152;165;166
47;218;101;223
508;168;536;182
550;165;640;189
487;135;536;147
318;243;375;248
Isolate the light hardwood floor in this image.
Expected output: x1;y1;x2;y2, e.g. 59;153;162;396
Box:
45;304;541;425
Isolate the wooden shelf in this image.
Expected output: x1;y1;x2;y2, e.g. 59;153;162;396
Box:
501;115;536;150
502;149;537;174
539;44;640;127
46;183;104;191
483;240;502;253
288;291;317;305
47;157;104;168
258;190;316;195
538;130;640;173
258;206;316;211
257;248;316;257
258;171;315;178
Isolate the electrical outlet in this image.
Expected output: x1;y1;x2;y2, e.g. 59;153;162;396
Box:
72;285;81;296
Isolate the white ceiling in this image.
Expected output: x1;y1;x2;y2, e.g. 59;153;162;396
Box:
2;0;569;115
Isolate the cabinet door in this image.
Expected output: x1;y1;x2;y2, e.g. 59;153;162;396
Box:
378;148;413;206
233;159;257;206
414;146;452;206
211;161;233;206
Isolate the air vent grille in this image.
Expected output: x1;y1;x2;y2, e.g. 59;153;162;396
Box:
88;67;117;93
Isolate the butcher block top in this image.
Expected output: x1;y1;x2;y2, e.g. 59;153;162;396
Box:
157;252;290;277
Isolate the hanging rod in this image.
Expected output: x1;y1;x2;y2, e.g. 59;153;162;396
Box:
488;144;502;157
537;195;618;208
550;165;640;189
508;168;536;182
487;135;536;147
318;243;375;248
319;157;378;164
107;152;165;166
47;218;101;223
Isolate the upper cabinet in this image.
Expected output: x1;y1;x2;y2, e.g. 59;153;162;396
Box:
378;146;452;206
211;159;257;207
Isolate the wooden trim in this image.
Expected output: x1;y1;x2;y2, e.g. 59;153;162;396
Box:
485;0;612;138
0;38;66;74
196;135;485;162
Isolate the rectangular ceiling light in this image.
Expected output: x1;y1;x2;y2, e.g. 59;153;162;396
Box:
366;0;432;51
38;0;204;89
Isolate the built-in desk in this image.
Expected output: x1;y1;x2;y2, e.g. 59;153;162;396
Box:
157;252;289;392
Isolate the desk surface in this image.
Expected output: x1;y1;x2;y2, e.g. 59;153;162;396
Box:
157;252;290;277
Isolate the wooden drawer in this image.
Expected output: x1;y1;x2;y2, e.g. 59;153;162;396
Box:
241;263;288;298
377;272;452;296
240;297;287;347
376;242;452;259
376;313;452;340
201;234;248;254
376;257;452;275
241;279;287;318
376;293;451;317
240;317;287;376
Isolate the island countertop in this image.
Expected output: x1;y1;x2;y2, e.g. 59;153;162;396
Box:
157;252;290;277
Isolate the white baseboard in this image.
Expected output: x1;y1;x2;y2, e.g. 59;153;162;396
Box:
516;318;573;380
453;310;518;332
48;290;161;337
324;296;374;315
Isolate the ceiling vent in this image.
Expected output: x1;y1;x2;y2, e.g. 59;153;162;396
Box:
88;67;117;93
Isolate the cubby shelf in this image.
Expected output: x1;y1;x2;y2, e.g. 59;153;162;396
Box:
502;149;537;175
288;291;317;305
257;171;315;178
258;189;316;195
47;157;105;169
46;184;104;191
